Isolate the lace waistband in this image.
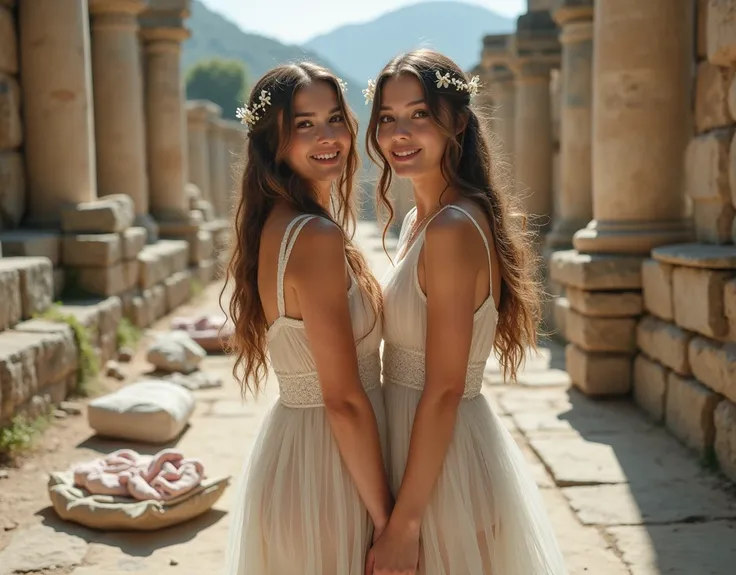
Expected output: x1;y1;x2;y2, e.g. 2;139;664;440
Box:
382;343;484;399
276;350;381;408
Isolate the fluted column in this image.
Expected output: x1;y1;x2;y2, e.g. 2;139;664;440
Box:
89;0;156;238
140;2;190;222
481;34;516;159
546;1;594;249
573;0;693;255
19;0;97;225
511;11;560;233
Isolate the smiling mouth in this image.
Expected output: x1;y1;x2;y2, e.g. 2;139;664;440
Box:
391;149;421;159
311;151;340;162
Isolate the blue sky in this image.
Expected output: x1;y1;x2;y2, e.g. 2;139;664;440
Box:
199;0;526;44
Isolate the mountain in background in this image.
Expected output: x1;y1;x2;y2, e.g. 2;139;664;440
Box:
183;1;367;121
304;1;515;82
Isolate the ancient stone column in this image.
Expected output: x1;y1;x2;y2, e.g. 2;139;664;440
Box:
511;11;560;233
481;34;516;159
546;1;594;250
89;0;156;239
572;0;693;255
209;118;229;219
140;1;190;223
19;0;97;225
186;101;212;205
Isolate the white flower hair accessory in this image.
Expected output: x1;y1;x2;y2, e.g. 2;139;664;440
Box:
336;78;348;93
236;89;272;131
362;79;376;105
362;71;481;105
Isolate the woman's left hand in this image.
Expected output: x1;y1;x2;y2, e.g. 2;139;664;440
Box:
366;521;420;575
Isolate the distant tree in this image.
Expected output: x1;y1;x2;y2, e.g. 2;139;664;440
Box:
186;59;249;120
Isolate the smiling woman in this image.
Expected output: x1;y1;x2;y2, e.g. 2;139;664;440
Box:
222;62;392;575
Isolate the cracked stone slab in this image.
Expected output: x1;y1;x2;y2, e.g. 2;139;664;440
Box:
606;522;736;575
561;482;736;525
528;431;706;487
0;524;87;575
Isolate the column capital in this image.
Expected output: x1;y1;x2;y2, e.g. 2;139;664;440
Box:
551;0;593;28
140;25;190;45
89;0;147;16
559;19;593;45
187;100;222;127
515;10;560;55
140;0;190;43
481;33;514;70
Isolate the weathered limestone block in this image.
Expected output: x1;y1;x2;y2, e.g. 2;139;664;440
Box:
190;229;214;265
193;258;215;287
62;233;121;267
164;269;192;311
666;372;721;453
653;242;736;269
550;250;644;291
726;278;736;336
565;308;637;353
565;343;632;396
122;290;150;329
0;262;21;330
689;336;736;403
707;0;736;67
0;331;39;423
672;266;733;338
75;263;138;297
202;219;230;251
61;194;135;234
149;284;167;322
636;315;693;376
714;399;736;482
0;151;25;229
642;259;674;321
0;257;53;319
157;239;189;273
633;353;668;422
0;231;61;266
12;320;78;388
565;286;642;318
121;227;147;260
695;62;734;132
0;72;22;149
59;297;122;352
694;200;735;244
686;129;732;202
553;296;569;341
123;259;139;289
0;5;18;75
192;199;215;222
138;245;171;289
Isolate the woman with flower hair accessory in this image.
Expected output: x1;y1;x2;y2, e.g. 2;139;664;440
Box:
222;62;392;575
364;49;568;575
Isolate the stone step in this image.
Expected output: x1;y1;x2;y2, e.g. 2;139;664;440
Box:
0;257;53;330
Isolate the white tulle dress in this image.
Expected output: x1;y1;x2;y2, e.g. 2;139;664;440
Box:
381;204;568;575
224;214;387;575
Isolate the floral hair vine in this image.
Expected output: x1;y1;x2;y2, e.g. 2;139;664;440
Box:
236;78;348;131
362;71;482;105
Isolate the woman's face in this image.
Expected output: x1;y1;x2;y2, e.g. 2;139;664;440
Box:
282;80;352;185
376;74;448;179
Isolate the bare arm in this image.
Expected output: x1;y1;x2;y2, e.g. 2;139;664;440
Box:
388;212;480;535
292;218;393;531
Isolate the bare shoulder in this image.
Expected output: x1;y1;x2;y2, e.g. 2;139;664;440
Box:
287;216;347;281
425;207;480;259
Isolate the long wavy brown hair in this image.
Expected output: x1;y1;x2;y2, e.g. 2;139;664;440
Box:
366;49;542;382
223;62;382;398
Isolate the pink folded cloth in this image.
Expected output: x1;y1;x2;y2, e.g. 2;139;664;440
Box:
71;448;206;501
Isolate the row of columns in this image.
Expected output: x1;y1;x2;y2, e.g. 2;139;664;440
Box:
481;0;692;256
18;0;240;235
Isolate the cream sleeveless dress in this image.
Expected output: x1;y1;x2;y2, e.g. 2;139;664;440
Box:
382;205;568;575
224;214;387;575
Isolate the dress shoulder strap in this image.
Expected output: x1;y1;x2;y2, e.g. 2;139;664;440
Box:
445;205;493;292
277;214;316;317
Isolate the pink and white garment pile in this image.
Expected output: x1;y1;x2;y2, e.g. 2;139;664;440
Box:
72;448;205;501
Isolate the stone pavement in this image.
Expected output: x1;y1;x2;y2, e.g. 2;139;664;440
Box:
1;221;736;574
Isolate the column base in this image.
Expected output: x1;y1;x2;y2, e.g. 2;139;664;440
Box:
545;217;590;250
134;213;160;244
573;219;694;255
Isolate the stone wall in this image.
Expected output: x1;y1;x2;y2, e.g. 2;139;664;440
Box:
467;0;736;483
0;0;241;428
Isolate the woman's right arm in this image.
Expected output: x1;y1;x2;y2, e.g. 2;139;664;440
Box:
291;218;393;533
